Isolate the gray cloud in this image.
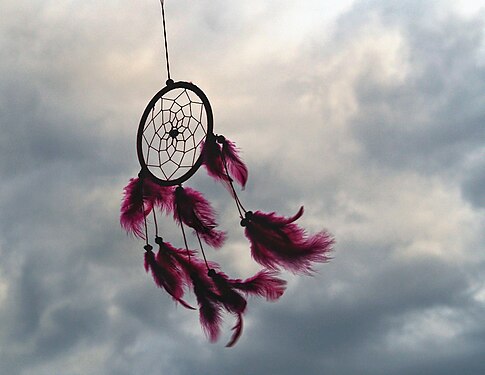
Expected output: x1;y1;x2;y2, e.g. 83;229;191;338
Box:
164;253;484;375
462;157;485;209
354;4;485;173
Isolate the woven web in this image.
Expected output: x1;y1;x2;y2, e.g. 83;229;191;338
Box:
141;87;208;182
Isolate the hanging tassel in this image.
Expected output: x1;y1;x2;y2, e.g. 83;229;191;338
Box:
173;186;226;248
202;135;248;189
241;207;334;274
143;244;194;309
229;269;287;301
120;176;174;238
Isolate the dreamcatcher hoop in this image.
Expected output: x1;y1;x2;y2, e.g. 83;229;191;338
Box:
137;80;214;186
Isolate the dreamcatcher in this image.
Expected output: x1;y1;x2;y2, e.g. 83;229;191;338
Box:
120;0;334;347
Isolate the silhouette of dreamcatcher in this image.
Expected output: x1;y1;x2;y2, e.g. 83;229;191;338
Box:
120;0;334;347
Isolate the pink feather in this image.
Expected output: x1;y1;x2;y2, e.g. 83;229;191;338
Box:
202;136;248;189
230;269;287;301
120;177;174;238
156;241;192;288
208;269;247;347
222;138;248;189
189;266;223;342
169;252;224;342
161;245;199;284
173;186;226;248
144;247;194;309
201;137;228;184
242;207;334;274
209;270;247;313
226;313;243;348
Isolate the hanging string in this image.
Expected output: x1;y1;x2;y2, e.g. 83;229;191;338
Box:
143;208;150;247
176;186;192;261
159;0;172;82
152;210;159;237
220;149;247;218
141;186;151;248
195;232;211;272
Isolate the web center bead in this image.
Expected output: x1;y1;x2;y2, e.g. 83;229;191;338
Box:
169;128;179;138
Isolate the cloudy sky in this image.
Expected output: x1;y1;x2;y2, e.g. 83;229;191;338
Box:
1;0;485;374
